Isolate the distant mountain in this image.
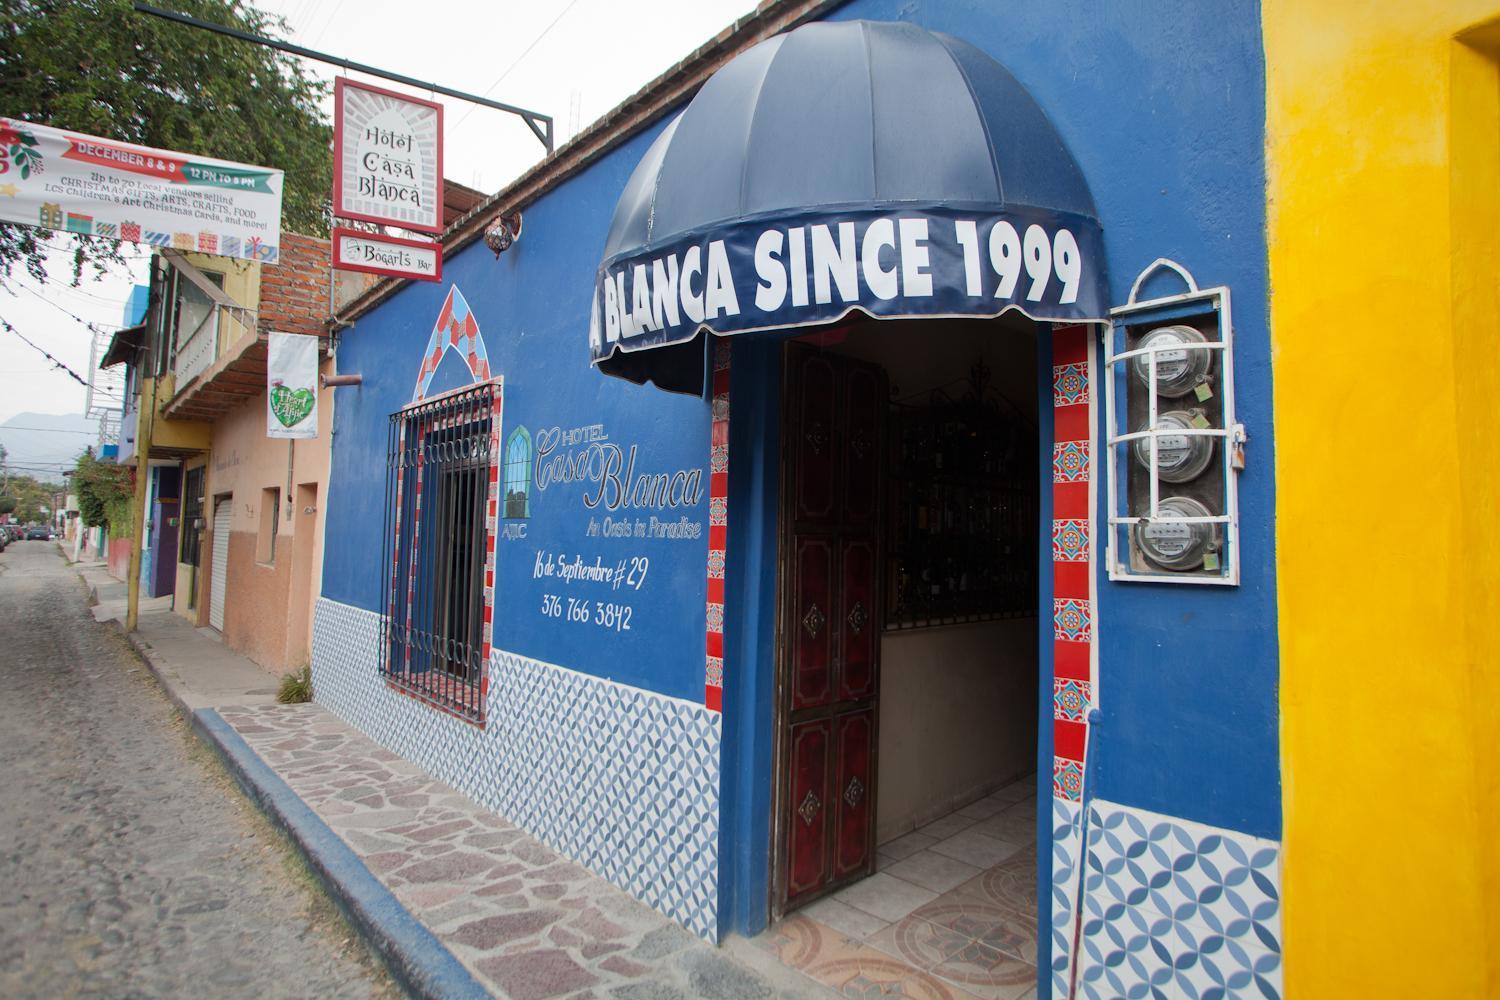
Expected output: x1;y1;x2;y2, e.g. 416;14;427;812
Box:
0;412;101;484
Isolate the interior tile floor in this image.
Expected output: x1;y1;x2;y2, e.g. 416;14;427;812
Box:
755;774;1039;1000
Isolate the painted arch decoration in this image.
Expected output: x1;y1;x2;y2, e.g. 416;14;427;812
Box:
412;284;493;402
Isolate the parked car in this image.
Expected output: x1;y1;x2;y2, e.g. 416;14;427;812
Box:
25;527;50;541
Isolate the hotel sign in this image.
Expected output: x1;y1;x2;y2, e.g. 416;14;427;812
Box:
333;78;443;234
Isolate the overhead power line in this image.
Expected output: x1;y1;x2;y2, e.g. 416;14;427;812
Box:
0;425;100;434
452;0;585;133
0;317;93;388
309;0;349;47
14;283;115;337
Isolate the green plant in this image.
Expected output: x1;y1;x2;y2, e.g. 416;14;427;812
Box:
73;449;134;536
276;665;313;704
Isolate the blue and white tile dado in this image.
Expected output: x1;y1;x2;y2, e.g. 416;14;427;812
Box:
1051;796;1086;1000
1074;800;1283;1000
310;598;722;940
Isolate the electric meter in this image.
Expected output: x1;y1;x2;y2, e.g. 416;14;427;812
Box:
1106;259;1242;584
1133;496;1216;571
1131;410;1214;483
1131;325;1211;397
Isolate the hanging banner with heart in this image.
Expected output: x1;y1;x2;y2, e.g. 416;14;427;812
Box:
267;332;319;439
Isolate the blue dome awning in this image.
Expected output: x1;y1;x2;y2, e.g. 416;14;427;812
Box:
591;19;1107;393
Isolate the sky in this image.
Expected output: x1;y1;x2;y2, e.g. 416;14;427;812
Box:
0;0;758;434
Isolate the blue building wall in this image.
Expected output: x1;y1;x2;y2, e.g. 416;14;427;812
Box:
319;0;1278;975
322;116;713;703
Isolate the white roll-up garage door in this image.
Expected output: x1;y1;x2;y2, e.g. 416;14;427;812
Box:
209;495;231;631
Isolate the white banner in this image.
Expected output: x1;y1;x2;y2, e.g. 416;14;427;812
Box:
334;78;443;234
0;117;284;261
267;332;319;439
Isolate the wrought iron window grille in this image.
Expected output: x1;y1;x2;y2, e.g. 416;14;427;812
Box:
380;382;502;723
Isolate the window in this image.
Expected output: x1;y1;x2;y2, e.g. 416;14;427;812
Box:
380;382;503;723
257;487;279;563
503;426;531;518
166;268;224;369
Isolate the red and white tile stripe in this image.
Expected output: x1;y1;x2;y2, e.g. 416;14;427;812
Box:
705;340;731;712
1050;325;1096;800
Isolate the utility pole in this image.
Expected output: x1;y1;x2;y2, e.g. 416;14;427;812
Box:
124;371;157;632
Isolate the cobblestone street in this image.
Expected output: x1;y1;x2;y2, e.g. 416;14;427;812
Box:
0;543;393;999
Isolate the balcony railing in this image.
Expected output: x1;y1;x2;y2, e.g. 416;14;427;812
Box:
163;249;257;391
174;302;255;387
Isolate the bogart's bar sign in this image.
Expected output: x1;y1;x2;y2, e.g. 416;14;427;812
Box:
332;78;443;280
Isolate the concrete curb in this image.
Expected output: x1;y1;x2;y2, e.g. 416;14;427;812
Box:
192;709;490;1000
121;628;195;718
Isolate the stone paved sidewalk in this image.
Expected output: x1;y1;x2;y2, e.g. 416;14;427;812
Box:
218;703;830;1000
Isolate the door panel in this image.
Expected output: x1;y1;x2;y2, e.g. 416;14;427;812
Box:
209;496;231;631
778;342;886;914
838;538;877;700
791;536;835;710
842;365;881;525
832;709;875;880
792;352;837;524
785;719;832;904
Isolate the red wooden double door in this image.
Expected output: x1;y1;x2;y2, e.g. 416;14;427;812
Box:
778;344;885;911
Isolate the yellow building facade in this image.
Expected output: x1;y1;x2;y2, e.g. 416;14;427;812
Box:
1266;2;1500;994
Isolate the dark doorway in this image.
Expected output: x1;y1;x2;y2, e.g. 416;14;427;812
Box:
763;316;1041;996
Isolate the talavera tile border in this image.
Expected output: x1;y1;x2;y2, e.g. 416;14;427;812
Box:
311;597;722;940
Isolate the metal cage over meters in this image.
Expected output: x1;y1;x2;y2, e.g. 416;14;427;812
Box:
1105;259;1245;585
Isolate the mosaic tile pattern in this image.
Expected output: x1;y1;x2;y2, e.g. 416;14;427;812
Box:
706;340;731;711
1049;797;1084;1000
1052;679;1091;722
1075;800;1283;1000
312;598;722;940
1051;519;1089;562
216;703;805;998
1051;363;1090;407
1051;598;1092;643
1052;441;1089;484
1049;325;1096;997
1050;759;1084;802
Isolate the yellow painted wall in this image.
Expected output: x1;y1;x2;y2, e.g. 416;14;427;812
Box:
1265;2;1500;995
138;374;212;453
